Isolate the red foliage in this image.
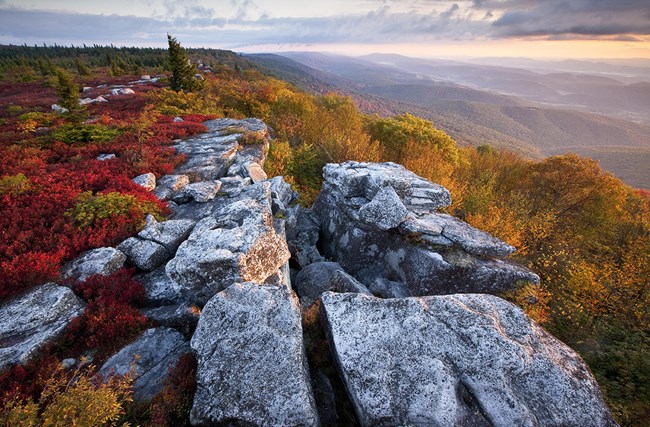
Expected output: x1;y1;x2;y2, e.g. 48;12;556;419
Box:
64;269;148;358
0;78;213;302
145;353;197;427
0;354;61;405
181;113;218;123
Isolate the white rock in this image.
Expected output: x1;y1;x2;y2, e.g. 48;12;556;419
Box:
132;173;156;191
0;283;85;370
190;283;319;426
61;247;126;282
320;292;617;427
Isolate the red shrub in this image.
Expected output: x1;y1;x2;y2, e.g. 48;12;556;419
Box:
64;269;148;358
145;353;197;427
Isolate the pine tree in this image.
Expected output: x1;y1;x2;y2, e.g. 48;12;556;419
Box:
55;67;80;112
167;34;199;92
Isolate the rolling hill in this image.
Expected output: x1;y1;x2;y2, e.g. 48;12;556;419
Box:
249;52;650;189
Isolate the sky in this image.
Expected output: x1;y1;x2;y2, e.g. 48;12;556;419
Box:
1;0;650;59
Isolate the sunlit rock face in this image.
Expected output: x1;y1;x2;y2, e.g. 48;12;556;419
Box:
320;292;618;427
312;161;539;296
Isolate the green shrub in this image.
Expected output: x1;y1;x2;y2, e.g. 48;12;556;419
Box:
66;191;162;229
52;123;119;145
0;173;31;196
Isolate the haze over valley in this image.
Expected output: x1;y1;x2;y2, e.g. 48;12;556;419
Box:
250;52;650;189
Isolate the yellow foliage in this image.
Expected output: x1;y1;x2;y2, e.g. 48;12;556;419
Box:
1;365;133;427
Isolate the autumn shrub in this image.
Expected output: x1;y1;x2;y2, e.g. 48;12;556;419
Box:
0;173;31;196
144;353;197;427
238;131;266;145
17;111;54;133
1;364;133;427
52;123;120;145
66;190;162;229
65;269;148;357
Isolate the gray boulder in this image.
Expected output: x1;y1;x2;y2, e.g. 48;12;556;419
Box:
190;283;319;426
294;262;371;303
153;174;190;201
98;327;189;402
132;172;156;192
314;162;538;296
180;181;222;203
320;292;617;427
137;215;195;254
358;185;409;230
166;182;290;305
117;237;170;272
134;267;182;306
0;283;85;370
96;153;116;161
61;247;126;282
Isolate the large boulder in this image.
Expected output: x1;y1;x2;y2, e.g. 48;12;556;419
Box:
190;283;319;426
137;215;195;254
294;262;371;303
166;181;290;305
60;247;126;282
98;327;189;402
117;237;170;272
313;162;538;296
0;283;85;370
320;292;617;427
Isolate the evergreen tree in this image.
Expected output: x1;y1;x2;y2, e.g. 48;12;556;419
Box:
167;34;199;92
55;67;81;112
74;57;90;76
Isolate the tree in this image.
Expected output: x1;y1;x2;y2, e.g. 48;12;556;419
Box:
54;67;81;113
167;34;200;92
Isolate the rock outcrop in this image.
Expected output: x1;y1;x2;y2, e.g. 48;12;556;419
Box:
0;283;85;370
33;117;615;426
320;292;617;427
312;161;539;296
166;181;290;305
98;327;189;402
60;247;126;282
190;283;319;426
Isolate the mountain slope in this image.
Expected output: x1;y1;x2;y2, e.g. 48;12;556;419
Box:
248;52;650;188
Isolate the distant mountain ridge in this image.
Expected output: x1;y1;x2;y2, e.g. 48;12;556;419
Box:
248;52;650;189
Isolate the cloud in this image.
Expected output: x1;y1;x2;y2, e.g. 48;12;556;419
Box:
0;0;648;49
477;0;650;38
0;5;492;48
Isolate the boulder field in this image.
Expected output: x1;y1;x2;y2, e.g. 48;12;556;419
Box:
0;118;617;426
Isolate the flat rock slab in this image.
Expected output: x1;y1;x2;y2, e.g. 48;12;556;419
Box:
190;283;319;426
60;247;126;282
0;283;85;370
320;292;617;427
322;161;451;211
98;327;189;402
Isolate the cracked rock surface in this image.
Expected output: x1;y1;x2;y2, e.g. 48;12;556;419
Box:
190;282;319;426
320;292;617;427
